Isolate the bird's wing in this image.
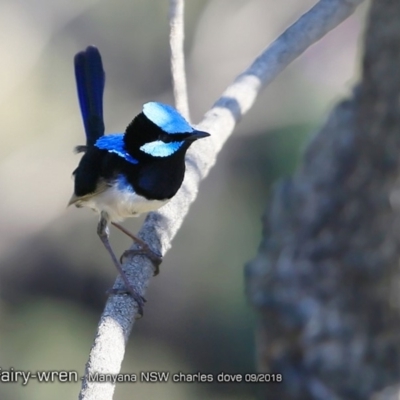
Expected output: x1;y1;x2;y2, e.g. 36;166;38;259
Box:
74;46;105;147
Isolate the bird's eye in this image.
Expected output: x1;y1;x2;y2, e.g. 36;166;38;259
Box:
159;133;169;142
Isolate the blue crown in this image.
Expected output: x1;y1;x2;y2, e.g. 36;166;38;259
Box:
143;102;193;134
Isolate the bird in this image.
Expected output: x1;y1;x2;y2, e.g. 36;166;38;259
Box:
68;46;210;315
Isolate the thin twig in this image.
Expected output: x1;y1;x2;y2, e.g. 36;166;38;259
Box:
78;1;365;399
169;0;190;120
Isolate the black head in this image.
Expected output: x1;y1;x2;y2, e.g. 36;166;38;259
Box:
123;102;209;161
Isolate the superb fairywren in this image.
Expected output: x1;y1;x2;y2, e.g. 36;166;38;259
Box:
69;46;210;314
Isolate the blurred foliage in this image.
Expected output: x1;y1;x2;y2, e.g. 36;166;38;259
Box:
0;0;364;399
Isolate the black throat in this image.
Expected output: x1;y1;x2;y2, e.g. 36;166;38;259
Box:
121;149;187;200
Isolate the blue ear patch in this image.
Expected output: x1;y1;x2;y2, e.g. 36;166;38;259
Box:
95;134;138;164
143;102;193;134
140;140;184;157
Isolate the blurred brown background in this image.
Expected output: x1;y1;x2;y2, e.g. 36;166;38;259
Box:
0;0;366;399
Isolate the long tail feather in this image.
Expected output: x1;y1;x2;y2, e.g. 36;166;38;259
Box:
74;46;105;146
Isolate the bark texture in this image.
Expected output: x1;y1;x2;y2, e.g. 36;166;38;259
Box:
246;1;400;399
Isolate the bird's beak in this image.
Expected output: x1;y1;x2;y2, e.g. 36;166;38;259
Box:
186;130;210;141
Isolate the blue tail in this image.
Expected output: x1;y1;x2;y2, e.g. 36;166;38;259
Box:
74;46;105;147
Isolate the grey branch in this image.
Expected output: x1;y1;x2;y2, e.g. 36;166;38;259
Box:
246;0;400;399
78;0;365;399
169;0;190;120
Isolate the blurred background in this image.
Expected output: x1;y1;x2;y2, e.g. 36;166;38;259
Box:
0;0;367;398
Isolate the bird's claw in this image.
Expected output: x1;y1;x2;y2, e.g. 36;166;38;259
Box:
107;287;147;318
120;247;162;276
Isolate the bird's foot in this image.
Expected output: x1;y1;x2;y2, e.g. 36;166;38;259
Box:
120;247;162;276
98;213;146;318
111;222;162;275
107;287;147;318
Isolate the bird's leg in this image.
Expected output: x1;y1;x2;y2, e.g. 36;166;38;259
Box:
97;212;145;316
111;221;162;276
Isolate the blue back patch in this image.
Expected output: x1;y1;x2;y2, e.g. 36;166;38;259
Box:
143;102;193;134
95;134;138;164
140;140;184;157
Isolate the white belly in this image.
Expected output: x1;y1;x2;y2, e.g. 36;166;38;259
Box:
79;183;168;222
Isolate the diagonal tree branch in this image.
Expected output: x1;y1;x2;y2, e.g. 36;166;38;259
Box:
169;0;190;120
78;0;365;399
